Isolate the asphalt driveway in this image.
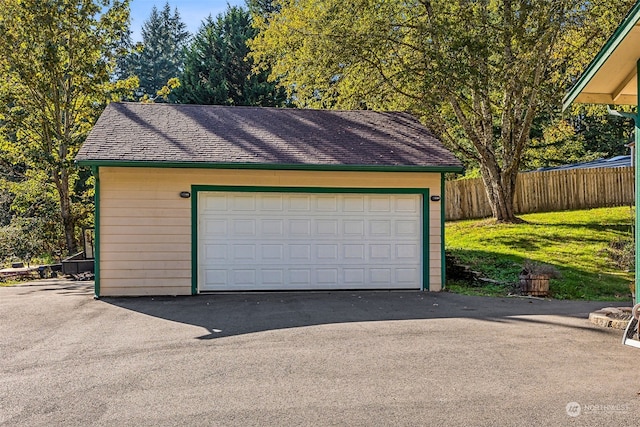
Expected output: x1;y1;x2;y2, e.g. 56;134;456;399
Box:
1;279;639;426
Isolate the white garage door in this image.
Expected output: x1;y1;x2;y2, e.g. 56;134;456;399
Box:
197;191;423;291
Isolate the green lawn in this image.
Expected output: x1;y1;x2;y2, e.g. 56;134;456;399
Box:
445;207;635;301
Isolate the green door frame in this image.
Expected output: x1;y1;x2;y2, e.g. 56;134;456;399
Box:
190;185;431;294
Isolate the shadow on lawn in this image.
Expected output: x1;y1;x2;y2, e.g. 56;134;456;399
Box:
446;248;632;301
102;290;621;340
522;219;633;235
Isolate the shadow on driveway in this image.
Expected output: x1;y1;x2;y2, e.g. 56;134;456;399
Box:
102;291;623;340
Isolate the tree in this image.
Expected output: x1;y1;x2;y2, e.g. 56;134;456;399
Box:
250;0;635;222
113;23;138;82
247;0;280;21
570;105;635;158
123;2;190;100
0;0;137;255
176;6;286;106
0;170;65;263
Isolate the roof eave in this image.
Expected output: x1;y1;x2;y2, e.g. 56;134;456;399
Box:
562;1;640;111
76;159;464;174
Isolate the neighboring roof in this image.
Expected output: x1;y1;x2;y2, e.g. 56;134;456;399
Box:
76;103;463;172
533;155;631;172
563;2;640;110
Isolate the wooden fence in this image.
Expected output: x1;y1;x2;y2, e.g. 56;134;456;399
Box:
445;166;635;221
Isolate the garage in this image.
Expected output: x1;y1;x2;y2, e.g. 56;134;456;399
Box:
76;103;462;297
197;190;424;291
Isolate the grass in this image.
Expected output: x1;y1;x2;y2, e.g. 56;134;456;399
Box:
0;278;28;287
445;206;635;301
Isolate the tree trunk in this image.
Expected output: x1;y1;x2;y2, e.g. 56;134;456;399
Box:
479;160;519;223
53;170;77;255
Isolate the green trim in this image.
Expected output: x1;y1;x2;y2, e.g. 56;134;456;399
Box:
423;188;430;291
192;185;432;194
92;166;101;298
635;59;640;304
191;185;432;293
562;1;640;111
76;159;463;174
191;191;198;295
440;174;446;290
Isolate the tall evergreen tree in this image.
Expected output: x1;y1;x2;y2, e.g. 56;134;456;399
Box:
113;24;137;82
124;2;190;100
175;6;286;106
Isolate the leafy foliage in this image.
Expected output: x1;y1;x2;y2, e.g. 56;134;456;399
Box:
570;105;635;157
0;0;137;255
250;0;636;221
0;170;64;264
176;6;286;106
522;118;599;170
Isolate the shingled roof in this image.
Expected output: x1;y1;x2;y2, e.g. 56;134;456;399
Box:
76;103;462;171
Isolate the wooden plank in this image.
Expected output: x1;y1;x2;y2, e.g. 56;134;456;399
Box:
445;167;635;220
100;269;192;280
101;234;190;244
101;225;191;236
99;285;191;296
100;216;191;227
100;260;191;270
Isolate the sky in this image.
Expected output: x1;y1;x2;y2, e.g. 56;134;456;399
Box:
129;0;246;41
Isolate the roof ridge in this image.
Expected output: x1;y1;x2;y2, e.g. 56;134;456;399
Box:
110;101;414;115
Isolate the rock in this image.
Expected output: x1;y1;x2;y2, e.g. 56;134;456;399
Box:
589;308;633;330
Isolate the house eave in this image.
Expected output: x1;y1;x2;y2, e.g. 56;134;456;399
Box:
76;159;464;174
562;1;640;111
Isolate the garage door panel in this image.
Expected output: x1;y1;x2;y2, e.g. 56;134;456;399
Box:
344;220;365;235
262;269;284;284
370;220;391;236
344;244;365;260
204;195;227;210
205;269;227;285
290;195;312;210
262;244;284;260
396;220;419;235
316;219;339;235
344;268;366;284
198;192;422;291
261;195;284;210
344;196;365;212
317;244;338;260
233;244;255;260
369;196;391;211
261;219;284;235
204;219;227;235
289;219;311;235
397;244;419;259
317;269;339;284
204;244;227;261
397;268;420;283
370;244;391;259
316;196;338;211
232;195;256;210
370;268;392;283
395;196;419;212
